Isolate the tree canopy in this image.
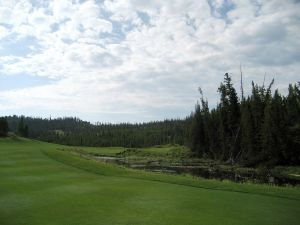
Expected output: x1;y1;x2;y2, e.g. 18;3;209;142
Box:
0;117;9;137
189;74;300;166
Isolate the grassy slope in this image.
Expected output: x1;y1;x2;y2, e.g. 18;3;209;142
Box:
0;137;299;225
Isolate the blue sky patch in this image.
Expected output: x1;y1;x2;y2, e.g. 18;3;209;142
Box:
0;74;54;91
0;36;41;57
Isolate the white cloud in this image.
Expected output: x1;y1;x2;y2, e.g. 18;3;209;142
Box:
82;18;113;35
78;1;101;18
0;1;32;26
0;0;300;122
211;0;225;9
52;0;74;22
0;25;9;40
28;8;54;34
0;6;12;24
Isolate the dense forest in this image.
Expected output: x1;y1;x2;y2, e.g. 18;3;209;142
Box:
1;73;299;167
0;117;8;137
5;116;187;147
188;73;300;166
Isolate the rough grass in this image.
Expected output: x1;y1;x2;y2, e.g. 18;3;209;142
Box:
62;146;126;156
0;137;300;225
67;144;188;157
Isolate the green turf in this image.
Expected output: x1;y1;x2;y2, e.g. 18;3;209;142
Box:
0;137;299;225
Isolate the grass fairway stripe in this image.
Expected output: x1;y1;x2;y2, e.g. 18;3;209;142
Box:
1;137;300;225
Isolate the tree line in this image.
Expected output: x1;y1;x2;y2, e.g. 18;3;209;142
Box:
1;72;299;167
0;116;29;137
5;116;187;147
0;117;9;137
188;73;300;166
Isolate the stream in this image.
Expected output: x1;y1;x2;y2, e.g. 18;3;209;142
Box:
94;155;300;186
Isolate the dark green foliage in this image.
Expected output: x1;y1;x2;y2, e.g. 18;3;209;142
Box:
190;73;300;167
189;88;210;157
4;74;299;167
262;90;286;165
240;99;255;163
0;117;9;137
285;83;300;164
190;103;206;156
7;116;187;148
217;73;241;161
16;116;29;137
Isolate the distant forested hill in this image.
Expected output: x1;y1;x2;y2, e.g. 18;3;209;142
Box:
6;116;188;148
5;73;300;167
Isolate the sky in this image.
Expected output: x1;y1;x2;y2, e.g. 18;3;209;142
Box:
0;0;299;123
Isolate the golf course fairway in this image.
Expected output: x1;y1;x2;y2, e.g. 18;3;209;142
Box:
0;137;299;225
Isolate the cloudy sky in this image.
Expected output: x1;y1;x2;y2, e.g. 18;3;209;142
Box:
0;0;299;123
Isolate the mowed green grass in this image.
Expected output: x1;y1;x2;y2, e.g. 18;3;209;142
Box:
0;138;300;225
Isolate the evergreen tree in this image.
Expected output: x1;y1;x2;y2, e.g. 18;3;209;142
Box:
7;116;187;147
188;73;298;167
17;116;29;137
285;83;300;164
239;98;255;164
262;90;286;165
190;103;205;156
218;73;240;162
0;117;9;137
3;74;299;167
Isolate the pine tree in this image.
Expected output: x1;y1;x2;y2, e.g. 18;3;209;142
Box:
17;116;29;137
239;98;255;164
190;103;206;156
0;117;9;137
285;83;300;164
262;90;286;165
218;73;240;162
